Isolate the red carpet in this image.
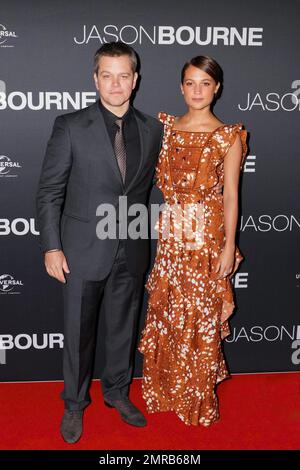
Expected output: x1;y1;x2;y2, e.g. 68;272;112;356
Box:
0;373;299;450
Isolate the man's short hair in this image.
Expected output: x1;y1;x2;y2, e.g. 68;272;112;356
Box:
94;42;138;75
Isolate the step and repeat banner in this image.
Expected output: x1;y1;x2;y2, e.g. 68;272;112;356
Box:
1;0;299;381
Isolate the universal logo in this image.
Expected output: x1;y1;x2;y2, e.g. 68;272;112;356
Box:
0;274;24;294
0;24;18;47
0;155;22;177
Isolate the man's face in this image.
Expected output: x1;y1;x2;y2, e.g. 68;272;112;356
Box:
94;55;138;113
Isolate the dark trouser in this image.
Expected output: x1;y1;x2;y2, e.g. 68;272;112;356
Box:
61;241;144;411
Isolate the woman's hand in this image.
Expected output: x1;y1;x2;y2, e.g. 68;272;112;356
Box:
214;181;223;195
214;244;235;279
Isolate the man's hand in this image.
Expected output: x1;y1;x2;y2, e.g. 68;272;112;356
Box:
44;250;70;283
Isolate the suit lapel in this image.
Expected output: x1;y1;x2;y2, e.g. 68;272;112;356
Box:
87;101;124;189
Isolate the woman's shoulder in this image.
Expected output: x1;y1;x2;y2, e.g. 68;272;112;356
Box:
219;123;248;159
157;112;175;125
217;123;247;145
220;122;246;133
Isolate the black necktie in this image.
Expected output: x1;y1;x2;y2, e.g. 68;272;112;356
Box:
114;119;126;183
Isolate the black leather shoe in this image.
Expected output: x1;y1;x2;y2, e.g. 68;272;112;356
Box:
60;410;83;444
104;397;147;427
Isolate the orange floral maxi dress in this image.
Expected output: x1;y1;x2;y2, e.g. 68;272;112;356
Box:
138;113;248;426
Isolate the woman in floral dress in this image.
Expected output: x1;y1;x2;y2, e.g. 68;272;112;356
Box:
139;55;248;426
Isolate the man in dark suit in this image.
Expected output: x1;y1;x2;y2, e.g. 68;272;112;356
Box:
36;42;163;443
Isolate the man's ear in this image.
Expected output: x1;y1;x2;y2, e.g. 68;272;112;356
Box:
132;72;138;90
93;73;99;90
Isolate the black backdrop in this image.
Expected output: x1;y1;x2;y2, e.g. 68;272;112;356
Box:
1;0;299;381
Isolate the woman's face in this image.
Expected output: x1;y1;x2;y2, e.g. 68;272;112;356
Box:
181;65;220;111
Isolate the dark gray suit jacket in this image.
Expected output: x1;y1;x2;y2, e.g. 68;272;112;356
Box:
36;100;163;280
